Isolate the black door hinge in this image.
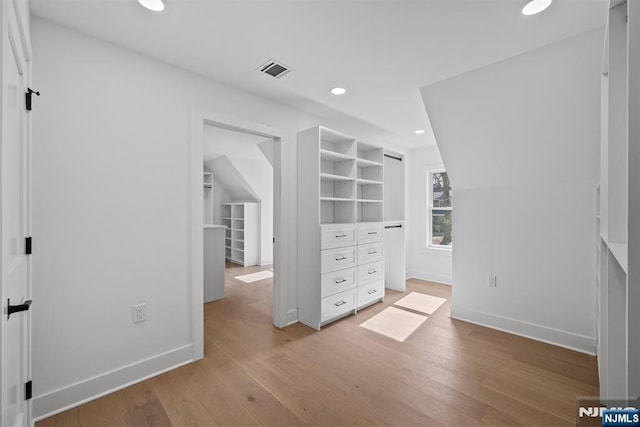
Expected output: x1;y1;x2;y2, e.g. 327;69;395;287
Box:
25;237;32;255
25;88;40;111
273;237;275;244
25;381;32;400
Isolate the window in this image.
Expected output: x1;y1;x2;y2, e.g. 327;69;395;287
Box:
428;171;452;248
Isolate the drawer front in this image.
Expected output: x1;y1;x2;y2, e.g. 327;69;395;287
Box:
358;261;384;285
358;280;384;308
321;289;356;323
357;242;384;265
321;225;357;250
321;267;357;298
358;223;384;244
321;246;357;274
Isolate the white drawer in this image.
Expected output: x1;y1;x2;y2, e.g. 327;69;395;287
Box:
358;280;384;308
358;261;384;285
321;289;356;323
321;224;357;249
321;246;357;274
358;223;384;244
321;267;357;298
357;242;384;265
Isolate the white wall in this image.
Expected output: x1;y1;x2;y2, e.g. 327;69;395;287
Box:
406;146;452;284
30;18;397;418
421;29;603;354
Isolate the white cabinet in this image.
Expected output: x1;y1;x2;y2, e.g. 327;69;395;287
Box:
297;126;387;329
597;0;640;401
221;202;258;266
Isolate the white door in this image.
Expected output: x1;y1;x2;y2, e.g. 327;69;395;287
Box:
2;1;32;426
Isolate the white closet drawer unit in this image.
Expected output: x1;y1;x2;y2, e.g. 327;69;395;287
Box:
358;279;384;307
321;246;357;274
321;288;356;323
358;223;384;244
321;224;357;249
358;261;384;285
357;242;384;265
321;267;357;298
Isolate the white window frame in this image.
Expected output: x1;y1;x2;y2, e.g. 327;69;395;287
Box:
427;169;452;250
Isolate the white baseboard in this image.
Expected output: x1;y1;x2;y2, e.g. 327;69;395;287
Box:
33;344;193;421
285;308;298;326
259;259;273;267
408;270;452;285
451;305;596;355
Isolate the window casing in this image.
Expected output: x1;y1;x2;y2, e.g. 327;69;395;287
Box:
428;171;452;249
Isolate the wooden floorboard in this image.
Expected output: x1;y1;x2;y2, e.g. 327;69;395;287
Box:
37;269;598;426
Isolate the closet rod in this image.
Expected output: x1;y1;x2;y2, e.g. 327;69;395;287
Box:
384;154;402;161
384;225;403;229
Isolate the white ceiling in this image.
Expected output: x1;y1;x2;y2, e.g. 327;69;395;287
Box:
29;0;608;149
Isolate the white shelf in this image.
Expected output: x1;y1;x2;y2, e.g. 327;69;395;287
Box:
357;178;383;185
320;197;354;202
320;173;355;182
357;158;383;167
357;199;383;203
320;149;354;162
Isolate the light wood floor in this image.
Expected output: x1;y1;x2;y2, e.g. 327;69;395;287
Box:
37;263;598;426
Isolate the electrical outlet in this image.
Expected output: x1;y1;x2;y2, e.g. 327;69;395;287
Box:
132;303;146;323
488;274;497;288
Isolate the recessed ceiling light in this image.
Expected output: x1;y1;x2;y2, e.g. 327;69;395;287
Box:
414;129;425;135
138;0;165;12
522;0;552;15
331;87;346;96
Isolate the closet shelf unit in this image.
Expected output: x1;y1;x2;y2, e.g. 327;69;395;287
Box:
221;202;258;267
298;126;386;330
203;171;214;224
596;0;639;402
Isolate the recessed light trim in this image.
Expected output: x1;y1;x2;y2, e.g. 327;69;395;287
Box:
138;0;165;12
331;87;346;95
522;0;552;15
414;129;425;135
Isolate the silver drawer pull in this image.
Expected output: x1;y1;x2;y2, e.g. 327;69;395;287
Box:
367;231;377;235
334;301;347;307
368;289;377;294
335;256;347;261
335;278;347;284
367;250;377;255
368;269;377;275
335;234;347;238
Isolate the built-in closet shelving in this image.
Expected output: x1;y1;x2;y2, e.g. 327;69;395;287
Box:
298;126;386;330
221;202;258;267
597;0;639;402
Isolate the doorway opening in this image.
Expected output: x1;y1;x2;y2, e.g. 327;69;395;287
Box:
190;109;284;360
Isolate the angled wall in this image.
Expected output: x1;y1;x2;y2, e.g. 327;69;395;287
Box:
421;29;603;353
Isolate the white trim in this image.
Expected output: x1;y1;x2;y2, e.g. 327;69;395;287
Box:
190;107;288;337
285;308;299;326
407;270;452;285
451;305;597;355
32;345;193;421
259;259;273;267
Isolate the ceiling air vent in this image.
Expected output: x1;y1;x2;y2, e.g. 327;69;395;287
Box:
257;59;292;79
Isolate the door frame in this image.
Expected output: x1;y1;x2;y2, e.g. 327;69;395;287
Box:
1;0;33;424
189;107;285;359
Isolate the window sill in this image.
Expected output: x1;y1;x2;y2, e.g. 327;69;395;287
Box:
422;247;453;256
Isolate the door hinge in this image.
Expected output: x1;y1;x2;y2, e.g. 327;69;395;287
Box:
25;381;32;400
25;88;40;111
25;237;32;255
273;237;275;244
